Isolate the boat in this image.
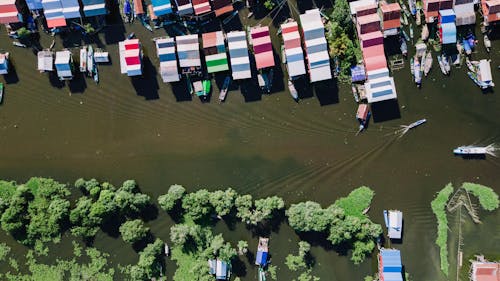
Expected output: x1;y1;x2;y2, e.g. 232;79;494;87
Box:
127;32;135;39
93;64;99;84
187;76;194;95
467;71;488;89
384;210;403;240
463;39;472;55
401;29;410;42
453;144;496;156
255;237;269;266
421;25;429;41
258;267;266;281
281;45;286;64
408;0;416;15
356;103;370;132
288;80;299;102
164;243;170;256
410;57;414;76
401;13;408;26
12;41;27;48
465;58;478;73
49;39;55;50
400;37;408;57
402;3;410;17
416;8;421;25
0;83;3;104
443;56;451;74
218;76;231;103
456;41;463;55
351;84;360;103
409;24;414;39
362;206;370;214
484;35;491;53
423;51;433;76
80;46;87;73
87;45;94;76
413;56;421;87
357;84;367;101
437;55;448;75
222;10;238;25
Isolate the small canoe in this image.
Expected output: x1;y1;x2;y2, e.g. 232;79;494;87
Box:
443;56;451;74
437;55;447;75
383;210;389;228
421;25;429;41
400;37;408;57
164;243;169;256
12;41;27;48
424;51;433;76
281;45;286;64
80;47;87;73
401;29;410;42
127;32;135;39
414;56;422;87
219;76;231;103
484;35;491;53
409;24;414;39
410;57;414;76
351;84;359;103
288;80;298;102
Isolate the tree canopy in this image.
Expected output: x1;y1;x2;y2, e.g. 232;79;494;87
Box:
119;219;149;244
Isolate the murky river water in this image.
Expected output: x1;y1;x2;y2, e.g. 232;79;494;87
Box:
0;2;499;280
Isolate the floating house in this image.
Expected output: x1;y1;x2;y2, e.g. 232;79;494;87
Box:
192;0;210;15
384;209;403;240
25;0;43;11
174;0;193;15
357;13;381;34
363;44;386;72
299;9;332;82
0;52;9;75
349;0;377;16
251;26;275;70
61;0;81;19
439;9;456;44
42;0;67;28
176;34;201;75
281;20;306;80
37;50;54;72
156;37;180;82
379;3;401;36
151;0;172;16
119;39;142;76
82;0;107;17
202;31;229;73
453;2;475;26
359;31;384;49
423;0;440;22
478;59;494;87
482;0;500;26
55;50;73;80
255;237;269;267
227;31;251;80
365;68;397;103
216;260;229;280
212;0;233;16
133;0;144;16
0;0;21;24
378;248;404;281
470;260;499;281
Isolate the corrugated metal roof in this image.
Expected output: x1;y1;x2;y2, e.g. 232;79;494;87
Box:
192;0;210;15
151;0;172;16
177;34;201;68
349;0;377;15
156;37;179;82
216;260;227;279
366;75;397;102
227;31;251;80
282;20;306;79
380;2;401;12
61;0;80;19
251;26;275;69
0;0;20;24
38;50;54;71
133;0;144;14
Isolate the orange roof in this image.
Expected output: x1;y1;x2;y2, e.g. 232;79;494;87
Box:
357;13;380;24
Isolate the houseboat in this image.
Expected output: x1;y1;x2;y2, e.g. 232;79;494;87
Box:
156;37;180;83
250;26;275;93
378;248;404;281
37;50;54;73
177;34;202;76
55;50;74;81
280;19;306;81
356;103;370;132
227;31;252;80
383;209;403;240
119;39;143;77
202;31;229;74
255;237;269;267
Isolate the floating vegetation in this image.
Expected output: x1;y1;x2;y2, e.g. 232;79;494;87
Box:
462;182;500;211
431;183;454;276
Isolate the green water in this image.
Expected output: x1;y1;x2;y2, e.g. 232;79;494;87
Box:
0;6;499;281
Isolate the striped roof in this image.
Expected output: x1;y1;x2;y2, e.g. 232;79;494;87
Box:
176;34;201;68
82;0;106;16
134;0;144;14
42;0;66;27
192;0;210;15
0;0;20;24
227;31;251;80
151;0;172;16
61;0;81;19
175;0;193;15
202;31;228;73
365;69;397;103
26;0;43;11
299;9;332;82
281;20;306;79
55;50;72;78
119;39;142;76
379;249;403;281
156;37;180;82
251;26;275;70
212;0;233;16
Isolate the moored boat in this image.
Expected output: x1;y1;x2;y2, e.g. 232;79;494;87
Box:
164;243;170;256
409;24;414;39
288;80;298;102
484;35;491;53
413;55;421;87
356;103;370;132
12;41;27;48
465;58;478;73
219;76;231;103
399;36;407;57
437;55;447;75
80;47;87;73
255;237;269;267
351;84;359;103
87;45;94;76
385;210;403;240
0;83;4;104
463;39;472;55
423;51;432;76
467;71;488;89
416;8;421;25
0;52;9;75
401;29;410;42
421;24;429;41
453;144;496;156
443;56;451;74
410;56;414;76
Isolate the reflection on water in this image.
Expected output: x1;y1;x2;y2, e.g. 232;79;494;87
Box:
0;8;500;281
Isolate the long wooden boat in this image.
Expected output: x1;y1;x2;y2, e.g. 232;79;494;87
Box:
423;51;432;77
484;35;491;53
219;76;231;103
414;55;421;87
288;80;298;102
437;55;447;75
351;84;359;103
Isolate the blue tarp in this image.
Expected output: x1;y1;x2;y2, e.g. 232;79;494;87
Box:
439;9;455;24
351;65;366;82
441;23;456;44
82;0;106;17
152;0;172;16
255;251;268;266
123;0;131;14
26;0;43;10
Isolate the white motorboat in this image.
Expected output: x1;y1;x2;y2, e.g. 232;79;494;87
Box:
453;144;496;156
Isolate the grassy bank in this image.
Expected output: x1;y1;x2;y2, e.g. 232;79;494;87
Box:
430;183;454;276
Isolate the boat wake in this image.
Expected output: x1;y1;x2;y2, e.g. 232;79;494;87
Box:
390;119;427;138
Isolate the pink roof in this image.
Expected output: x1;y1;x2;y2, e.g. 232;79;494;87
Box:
357;13;380;24
251;26;274;69
282;22;299;34
134;0;144;14
473;263;500;281
46;18;66;28
0;1;20;24
362;44;386;71
380;2;401;12
356;3;377;16
125;49;140;65
202;32;217;47
360;31;383;41
192;0;211;15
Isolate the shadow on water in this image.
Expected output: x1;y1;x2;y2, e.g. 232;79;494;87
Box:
222;12;244;32
232;256;248;277
68;72;87;94
270;52;285;94
294;77;314;99
296;0;313;13
131;57;160;100
240;79;262;102
314;79;339;106
48;71;65;88
103;2;127;45
384;36;402;57
371;99;401;122
296;231;335;251
170;80;193;102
